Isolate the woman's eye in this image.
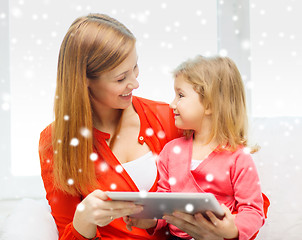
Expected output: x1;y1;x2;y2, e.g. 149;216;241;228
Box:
117;77;126;82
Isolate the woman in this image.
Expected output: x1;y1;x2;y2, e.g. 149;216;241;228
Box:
39;13;224;240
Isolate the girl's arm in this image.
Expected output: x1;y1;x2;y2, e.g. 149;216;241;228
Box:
230;151;265;240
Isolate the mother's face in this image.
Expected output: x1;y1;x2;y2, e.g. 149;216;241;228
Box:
88;47;139;110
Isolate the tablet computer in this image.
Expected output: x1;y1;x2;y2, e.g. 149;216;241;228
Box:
107;191;224;219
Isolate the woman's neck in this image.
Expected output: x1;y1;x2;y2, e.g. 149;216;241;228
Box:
92;105;123;132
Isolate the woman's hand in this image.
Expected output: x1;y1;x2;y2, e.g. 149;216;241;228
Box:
73;190;143;238
123;216;157;231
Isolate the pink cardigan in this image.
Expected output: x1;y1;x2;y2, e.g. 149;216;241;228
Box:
155;136;265;240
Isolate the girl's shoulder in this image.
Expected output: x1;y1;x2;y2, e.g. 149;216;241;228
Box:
162;136;190;150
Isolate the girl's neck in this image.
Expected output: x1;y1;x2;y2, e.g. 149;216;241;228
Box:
192;117;219;150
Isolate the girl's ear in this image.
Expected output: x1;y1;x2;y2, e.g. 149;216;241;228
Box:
205;103;212;115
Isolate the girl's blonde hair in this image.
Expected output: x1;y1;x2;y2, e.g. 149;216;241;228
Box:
42;14;136;196
173;55;259;153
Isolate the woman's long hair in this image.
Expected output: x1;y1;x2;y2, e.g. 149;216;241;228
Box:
50;14;136;196
173;56;259;153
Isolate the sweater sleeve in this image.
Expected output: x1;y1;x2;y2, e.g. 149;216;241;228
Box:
39;129;102;240
230;151;265;240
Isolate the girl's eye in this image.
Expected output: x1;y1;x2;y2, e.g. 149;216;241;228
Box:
179;93;184;98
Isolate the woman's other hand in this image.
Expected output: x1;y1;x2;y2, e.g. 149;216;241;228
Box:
73;190;143;238
123;216;157;231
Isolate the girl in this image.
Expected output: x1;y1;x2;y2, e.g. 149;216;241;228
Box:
124;56;268;240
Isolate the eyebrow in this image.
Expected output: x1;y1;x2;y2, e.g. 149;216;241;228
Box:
114;58;139;78
175;87;183;92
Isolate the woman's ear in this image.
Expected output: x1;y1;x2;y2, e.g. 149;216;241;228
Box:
86;77;91;88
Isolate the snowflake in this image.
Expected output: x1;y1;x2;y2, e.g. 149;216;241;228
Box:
0;13;6;19
185;203;194;213
241;40;250;50
161;3;167;9
168;177;177;185
139;191;147;198
201;19;207;25
110;183;117;190
70;138;79;147
172;146;181;154
232;15;238;21
63;115;69;121
77;203;85;212
51;31;57;37
80;127;91;138
159;203;167;211
115;165;123;173
1;102;9;111
145;128;154;136
100;162;109;172
136;12;148;23
157;130;166;139
259;9;266;15
196;10;202;16
205;173;214;182
32;14;38;20
67;178;74;185
219;49;228;57
12;8;22;18
90;153;98;161
243;147;251;154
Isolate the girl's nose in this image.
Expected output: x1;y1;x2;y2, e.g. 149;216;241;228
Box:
169;98;177;109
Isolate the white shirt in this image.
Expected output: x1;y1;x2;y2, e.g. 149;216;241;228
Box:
122;151;157;191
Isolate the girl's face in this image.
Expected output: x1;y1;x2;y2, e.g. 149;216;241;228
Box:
170;75;208;130
88;47;139;110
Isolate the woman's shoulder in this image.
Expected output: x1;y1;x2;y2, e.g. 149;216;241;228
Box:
133;96;169;108
39;124;52;143
39;124;53;159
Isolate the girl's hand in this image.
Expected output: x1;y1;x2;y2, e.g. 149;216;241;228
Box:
163;211;223;240
203;204;239;239
73;190;143;238
123;216;157;231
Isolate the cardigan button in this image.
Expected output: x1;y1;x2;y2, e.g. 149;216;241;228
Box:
139;136;144;141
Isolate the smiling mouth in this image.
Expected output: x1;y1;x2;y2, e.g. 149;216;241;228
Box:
121;92;132;97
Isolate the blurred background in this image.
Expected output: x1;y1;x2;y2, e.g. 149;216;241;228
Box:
0;0;301;239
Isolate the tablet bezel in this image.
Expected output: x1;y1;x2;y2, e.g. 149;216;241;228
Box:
106;191;225;219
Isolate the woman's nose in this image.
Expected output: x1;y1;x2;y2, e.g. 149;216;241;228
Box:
128;73;139;90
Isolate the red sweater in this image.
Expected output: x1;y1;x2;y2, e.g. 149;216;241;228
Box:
155;136;266;240
39;96;180;240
